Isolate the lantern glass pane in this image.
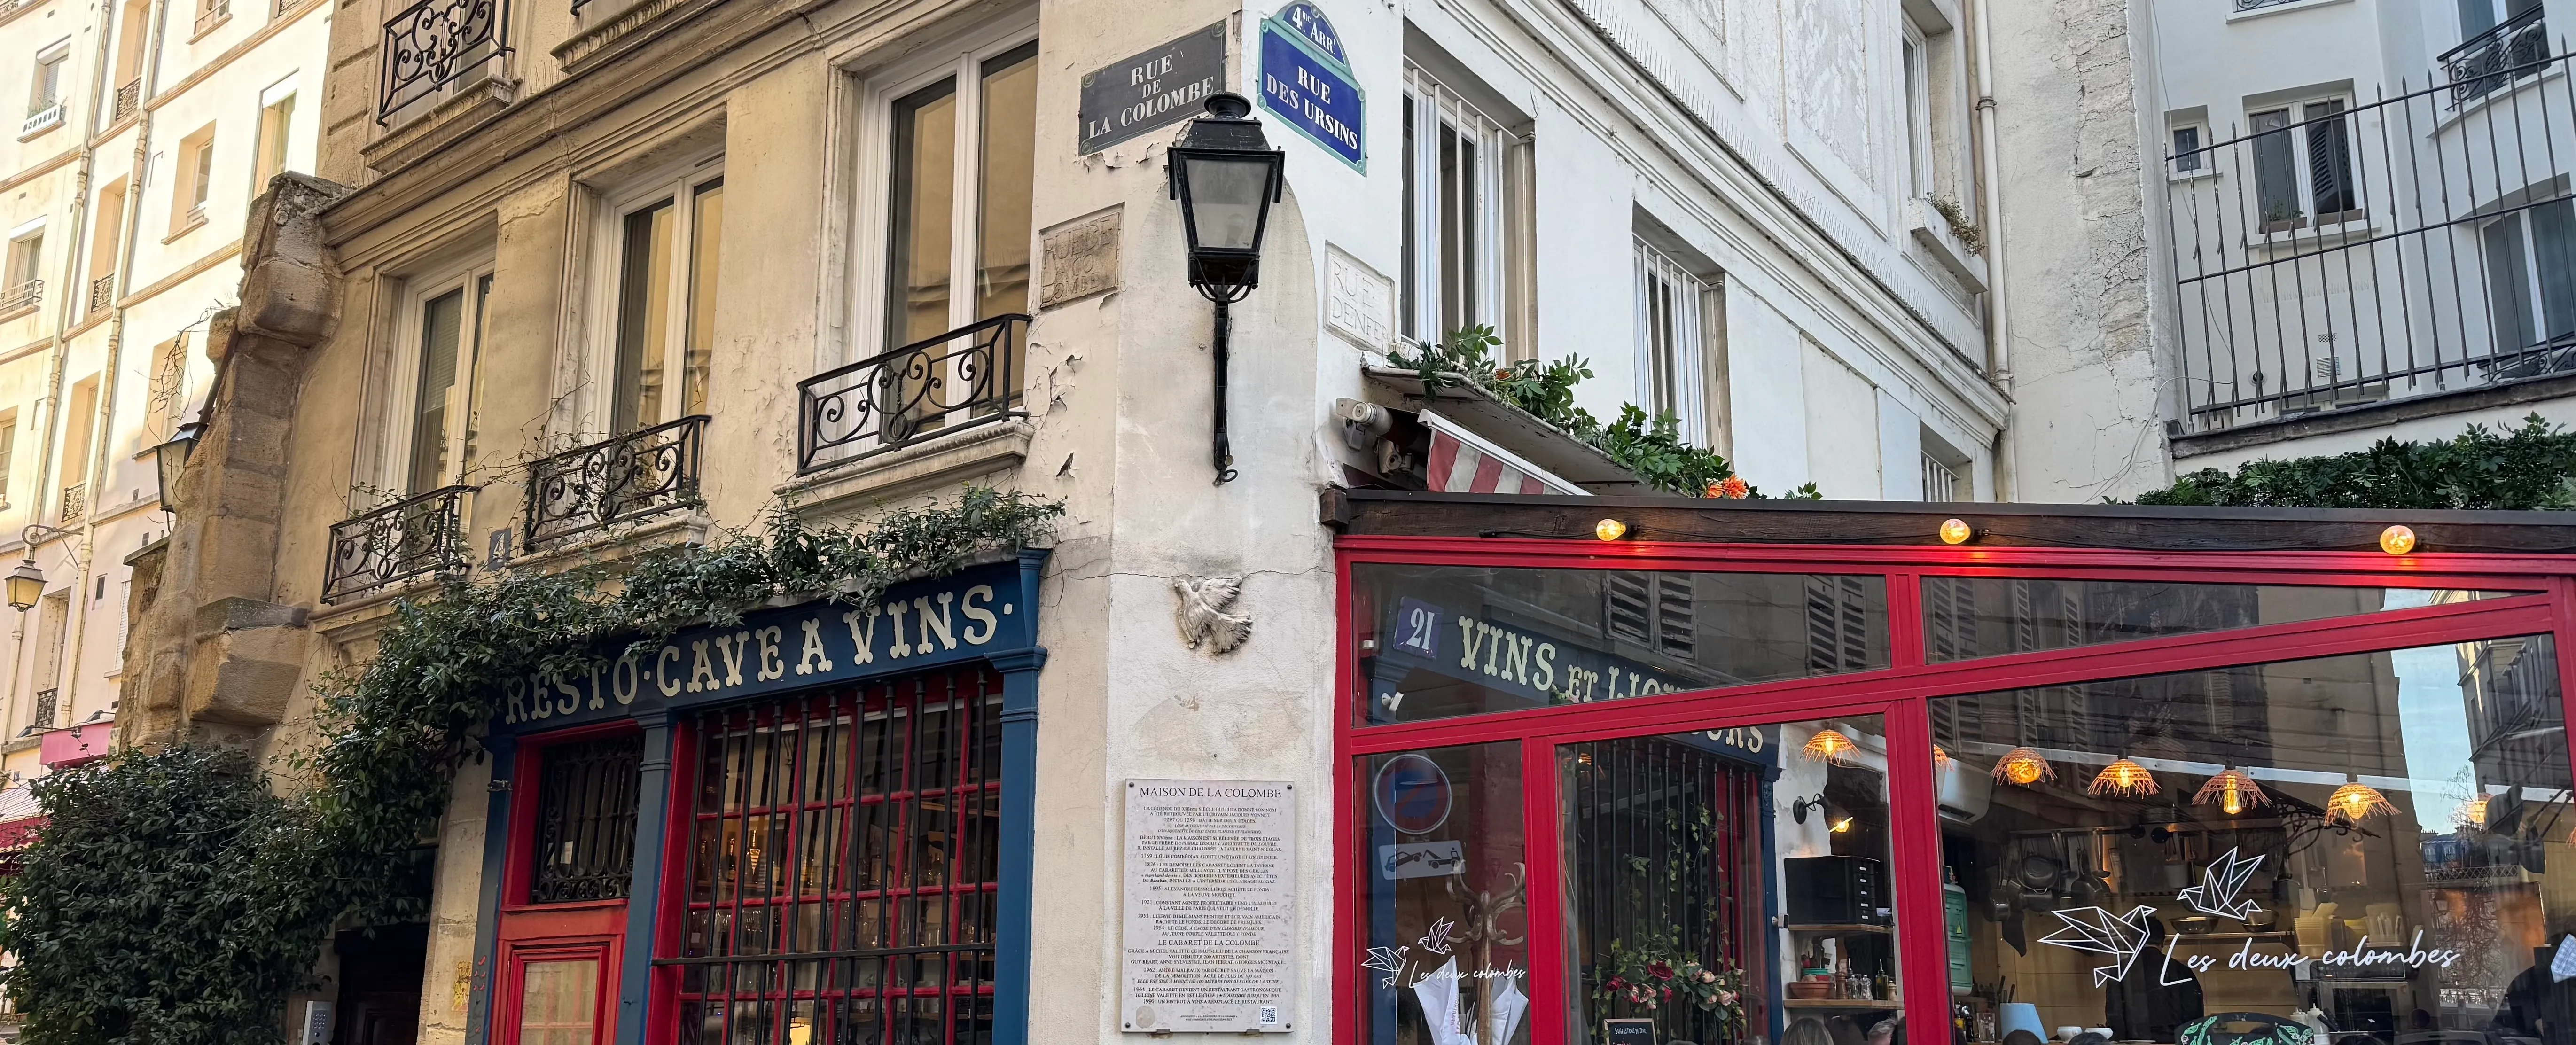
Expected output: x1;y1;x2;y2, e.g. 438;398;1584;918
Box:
1182;155;1270;251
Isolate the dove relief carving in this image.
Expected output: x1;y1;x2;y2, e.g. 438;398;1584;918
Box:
1172;576;1252;654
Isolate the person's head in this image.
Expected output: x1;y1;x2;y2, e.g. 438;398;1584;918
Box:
2004;1030;2045;1045
1786;1017;1835;1045
1869;1018;1903;1045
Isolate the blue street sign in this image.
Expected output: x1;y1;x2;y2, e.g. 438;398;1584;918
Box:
1260;4;1365;171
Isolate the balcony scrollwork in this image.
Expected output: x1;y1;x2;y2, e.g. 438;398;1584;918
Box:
2443;5;2548;109
322;485;474;604
523;415;706;550
376;0;509;122
797;314;1029;474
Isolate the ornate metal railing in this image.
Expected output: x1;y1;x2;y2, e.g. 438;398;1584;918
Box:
58;483;84;523
112;80;139;121
19;101;62;137
797;313;1029;473
529;734;641;903
86;275;112;314
0;280;38;312
2442;5;2547;109
524;415;705;549
377;0;508;122
321;485;473;604
2230;0;2302;9
29;689;57;733
192;0;226;32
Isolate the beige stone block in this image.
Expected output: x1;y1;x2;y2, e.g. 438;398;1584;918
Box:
183;624;313;726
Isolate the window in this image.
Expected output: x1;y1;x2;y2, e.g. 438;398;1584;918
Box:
1901;24;1932;199
393;263;493;494
0;413;17;506
605;166;724;435
251;88;295;195
2;229;39;311
171;125;215;232
884;40;1038;352
2479;198;2576;361
2170;125;2206;175
1920;452;1959;501
58;375;95;522
87;178;126;313
527;735;641;904
1402;65;1519;346
143;335;187;443
29;45;67;114
2250;99;2362;231
1635;238;1717;445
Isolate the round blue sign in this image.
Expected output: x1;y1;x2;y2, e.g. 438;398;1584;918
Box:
1371;753;1452;835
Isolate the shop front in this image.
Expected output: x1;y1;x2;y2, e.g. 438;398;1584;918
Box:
1332;492;2576;1045
471;552;1047;1045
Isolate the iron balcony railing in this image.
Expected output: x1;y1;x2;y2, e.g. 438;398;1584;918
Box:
321;485;473;604
524;415;706;549
112;80;140;123
192;0;226;33
796;313;1029;473
2441;6;2547;109
86;275;112;314
58;483;84;523
29;689;57;733
19;101;62;137
377;0;508;122
2164;46;2576;434
0;280;38;313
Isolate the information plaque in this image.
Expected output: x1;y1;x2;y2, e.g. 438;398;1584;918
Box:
1120;779;1296;1034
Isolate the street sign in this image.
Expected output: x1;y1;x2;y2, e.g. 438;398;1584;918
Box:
1259;2;1364;170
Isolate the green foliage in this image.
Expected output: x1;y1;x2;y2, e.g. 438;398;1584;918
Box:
1387;327;1820;499
2131;414;2576;510
0;488;1065;1045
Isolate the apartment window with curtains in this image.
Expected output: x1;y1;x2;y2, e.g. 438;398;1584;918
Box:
607;164;725;435
1402;64;1527;349
1634;238;1715;445
398;264;494;493
884;40;1038;351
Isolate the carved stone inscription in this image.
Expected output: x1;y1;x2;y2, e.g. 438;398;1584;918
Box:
1040;208;1122;309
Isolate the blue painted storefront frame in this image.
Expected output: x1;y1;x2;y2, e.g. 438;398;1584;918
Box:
466;550;1049;1045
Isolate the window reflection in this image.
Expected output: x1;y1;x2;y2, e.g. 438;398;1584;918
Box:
1932;636;2572;1045
1922;579;2531;664
1363;743;1532;1045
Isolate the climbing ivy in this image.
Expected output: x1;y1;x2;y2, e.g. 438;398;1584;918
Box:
1387;327;1821;499
0;487;1065;1045
2131;414;2576;510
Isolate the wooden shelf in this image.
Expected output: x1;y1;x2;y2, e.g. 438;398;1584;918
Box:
1784;923;1893;935
1783;999;1904;1010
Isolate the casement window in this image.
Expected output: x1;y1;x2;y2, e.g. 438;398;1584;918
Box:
170;125;216;232
1633;238;1720;447
2249;98;2362;231
0;412;19;507
251;81;296;197
29;43;68;117
2;227;40;311
883;40;1038;351
1401;64;1522;347
2170;124;2208;176
86;178;127;313
2479;197;2576;360
143;335;189;443
1901;23;1932;199
392;262;494;493
602;163;725;435
58;375;95;522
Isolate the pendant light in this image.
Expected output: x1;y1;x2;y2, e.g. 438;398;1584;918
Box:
2325;775;2399;827
2193;768;2271;816
1992;746;2056;786
1803;727;1858;765
2089;756;2161;798
2453;792;2491;831
1933;745;1953;768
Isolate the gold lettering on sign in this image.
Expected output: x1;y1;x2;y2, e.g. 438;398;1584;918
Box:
960;585;999;644
656;645;683;696
796;618;835;675
756;626;785;681
688;639;718;693
915;593;956;654
884;601;912;658
714;631;750;687
843;605;881;666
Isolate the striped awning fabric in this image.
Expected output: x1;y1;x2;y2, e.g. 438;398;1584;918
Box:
1418;409;1586;496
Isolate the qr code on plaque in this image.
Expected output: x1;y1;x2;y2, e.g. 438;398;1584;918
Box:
1260;1007;1280;1027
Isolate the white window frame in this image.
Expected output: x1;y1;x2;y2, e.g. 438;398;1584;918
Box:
2248;94;2365;230
1900;21;1932;201
2169;123;2211;179
578;152;724;437
2477;198;2576;361
4;220;43;296
843;20;1040;370
1633;237;1713;444
1403;63;1510;345
31;40;70;108
375;256;495;495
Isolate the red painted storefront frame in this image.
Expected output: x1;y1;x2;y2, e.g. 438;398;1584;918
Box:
1331;534;2576;1045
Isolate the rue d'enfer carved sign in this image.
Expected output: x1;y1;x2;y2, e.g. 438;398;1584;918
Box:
1079;22;1229;154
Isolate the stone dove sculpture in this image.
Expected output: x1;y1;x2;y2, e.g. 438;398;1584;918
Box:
1173;576;1251;653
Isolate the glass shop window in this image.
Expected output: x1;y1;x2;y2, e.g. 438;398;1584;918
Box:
1561;715;1903;1045
1920;580;2534;664
1359;742;1532;1045
1929;635;2572;1045
1354;564;1890;724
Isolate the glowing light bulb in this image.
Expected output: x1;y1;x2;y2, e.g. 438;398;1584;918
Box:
1595;518;1628;541
1938;518;1974;545
2380;524;2418;555
2222;777;2244;816
1830;815;1855;834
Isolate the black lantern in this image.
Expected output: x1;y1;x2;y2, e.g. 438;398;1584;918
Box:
1168;92;1285;484
152;420;201;511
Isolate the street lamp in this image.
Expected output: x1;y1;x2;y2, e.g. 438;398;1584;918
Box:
4;525;72;612
151;420;201;511
1168;92;1285;484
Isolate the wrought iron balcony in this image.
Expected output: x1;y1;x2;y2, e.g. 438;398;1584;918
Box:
87;275;113;314
29;689;57;733
192;0;227;34
322;485;474;604
797;313;1029;473
59;483;85;523
2442;5;2547;108
377;0;509;122
0;280;38;313
524;415;706;549
113;80;140;121
19;101;62;137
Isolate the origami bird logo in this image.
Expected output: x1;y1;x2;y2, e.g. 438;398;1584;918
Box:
2040;905;2160;986
2177;847;2265;921
1173;576;1251;654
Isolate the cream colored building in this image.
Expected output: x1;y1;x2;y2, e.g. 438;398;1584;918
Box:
0;0;325;795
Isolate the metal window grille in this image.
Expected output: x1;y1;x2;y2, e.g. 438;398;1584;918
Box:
1402;65;1509;345
87;275;113;314
1634;239;1710;442
529;734;644;904
1920;453;1959;502
664;668;1003;1045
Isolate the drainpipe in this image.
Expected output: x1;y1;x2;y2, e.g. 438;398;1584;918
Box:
1969;0;2016;502
51;0;170;732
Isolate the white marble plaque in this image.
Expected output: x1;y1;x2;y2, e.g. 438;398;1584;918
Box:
1325;244;1394;352
1121;779;1296;1034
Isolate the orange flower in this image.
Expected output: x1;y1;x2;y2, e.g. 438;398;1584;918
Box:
1717;476;1749;499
